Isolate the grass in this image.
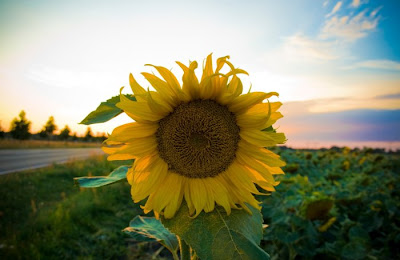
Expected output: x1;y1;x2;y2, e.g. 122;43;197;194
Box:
0;139;101;149
1;148;398;259
0;155;172;259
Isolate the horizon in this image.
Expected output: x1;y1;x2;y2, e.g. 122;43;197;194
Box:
1;0;399;148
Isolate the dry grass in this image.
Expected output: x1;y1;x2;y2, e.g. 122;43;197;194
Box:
0;139;101;149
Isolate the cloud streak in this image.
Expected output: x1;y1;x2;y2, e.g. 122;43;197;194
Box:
280;99;400;142
350;0;362;8
343;60;400;71
282;34;338;61
320;9;380;42
326;1;342;17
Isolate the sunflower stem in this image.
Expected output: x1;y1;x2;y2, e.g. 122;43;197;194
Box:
172;250;179;260
178;236;191;260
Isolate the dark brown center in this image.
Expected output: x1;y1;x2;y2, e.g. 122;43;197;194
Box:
156;99;240;178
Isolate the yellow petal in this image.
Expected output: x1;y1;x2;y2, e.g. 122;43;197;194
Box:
126;167;135;185
226;161;266;195
141;72;177;107
240;130;286;147
131;157;168;202
107;153;136;161
219;69;248;94
206;176;232;214
146;90;172;116
199;73;225;100
217;75;243;105
238;140;286;167
145;64;188;102
260;112;284;129
107;122;158;142
236;102;282;128
176;60;200;99
201;53;214;80
113;136;157;157
162;174;185;218
133;153;158;173
202;179;215;213
236;152;276;184
129;73;147;101
215;55;230;72
190;178;207;217
228;92;276;113
151;173;180;214
184;180;196;215
117;92;163;122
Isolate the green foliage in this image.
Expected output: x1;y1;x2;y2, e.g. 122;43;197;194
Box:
44;116;57;135
10;110;31;140
0;156;175;259
39;116;57;139
0;156;145;259
59;125;71;140
162;203;269;260
262;147;400;259
0;123;4;139
74;165;130;188
124;216;179;255
2;148;399;259
84;127;93;141
80;95;136;125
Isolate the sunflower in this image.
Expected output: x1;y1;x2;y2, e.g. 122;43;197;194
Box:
103;54;286;219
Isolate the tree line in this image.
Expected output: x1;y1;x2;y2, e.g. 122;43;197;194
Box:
0;110;106;142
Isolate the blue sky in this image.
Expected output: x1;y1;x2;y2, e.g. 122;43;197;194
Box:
0;0;399;146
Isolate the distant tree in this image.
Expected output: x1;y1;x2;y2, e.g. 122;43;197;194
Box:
98;132;107;142
59;125;71;140
10;110;31;140
39;130;48;139
84;127;93;141
0;123;4;139
71;132;78;141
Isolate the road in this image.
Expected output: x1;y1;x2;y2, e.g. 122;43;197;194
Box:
0;148;104;175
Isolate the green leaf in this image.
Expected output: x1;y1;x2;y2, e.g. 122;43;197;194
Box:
80;94;136;125
162;203;270;260
74;166;130;188
262;126;276;133
123;216;178;254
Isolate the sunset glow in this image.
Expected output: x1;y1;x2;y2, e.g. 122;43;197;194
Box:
1;0;399;147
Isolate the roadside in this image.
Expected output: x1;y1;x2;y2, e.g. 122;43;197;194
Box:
0;148;104;175
0;155;167;259
0;139;102;149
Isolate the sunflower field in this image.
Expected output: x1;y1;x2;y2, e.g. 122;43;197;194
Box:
262;146;400;260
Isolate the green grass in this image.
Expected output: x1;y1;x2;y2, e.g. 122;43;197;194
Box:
0;155;171;259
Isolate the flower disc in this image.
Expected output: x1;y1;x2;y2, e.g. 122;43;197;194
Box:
156;99;240;178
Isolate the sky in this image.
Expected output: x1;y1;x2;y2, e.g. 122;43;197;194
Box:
0;0;399;148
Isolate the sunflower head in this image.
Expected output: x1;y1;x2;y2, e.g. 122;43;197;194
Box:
104;54;286;218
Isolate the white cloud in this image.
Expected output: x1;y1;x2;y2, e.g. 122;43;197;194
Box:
370;6;382;17
351;0;362;8
282;34;338;61
25;66;115;89
320;9;380;41
343;60;400;71
323;1;329;7
326;1;342;17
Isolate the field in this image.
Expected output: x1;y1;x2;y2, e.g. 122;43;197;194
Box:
0;147;399;259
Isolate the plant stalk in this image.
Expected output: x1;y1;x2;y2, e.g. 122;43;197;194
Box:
178;236;191;260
